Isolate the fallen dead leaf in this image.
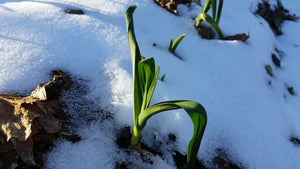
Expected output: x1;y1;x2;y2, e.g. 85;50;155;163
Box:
0;70;74;168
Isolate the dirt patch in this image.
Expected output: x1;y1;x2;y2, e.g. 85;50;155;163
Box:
271;53;281;67
173;150;207;169
290;137;300;146
224;33;249;42
0;70;80;169
154;0;193;15
286;85;295;95
115;127;245;168
256;0;297;35
213;155;242;169
115;126;163;162
197;25;214;40
65;9;84;15
265;65;273;76
115;126;208;168
115;126;131;149
197;25;249;41
213;148;243;169
116;161;128;169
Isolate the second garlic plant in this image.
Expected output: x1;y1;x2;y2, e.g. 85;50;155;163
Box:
196;0;224;39
126;5;207;169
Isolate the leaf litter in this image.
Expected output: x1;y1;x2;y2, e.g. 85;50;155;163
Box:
0;70;80;169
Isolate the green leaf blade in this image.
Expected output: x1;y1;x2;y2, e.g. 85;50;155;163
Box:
216;0;223;24
200;13;224;39
138;57;158;110
212;0;217;21
202;0;212;13
170;34;186;54
139;100;207;169
145;65;159;109
125;5;143;125
169;37;174;51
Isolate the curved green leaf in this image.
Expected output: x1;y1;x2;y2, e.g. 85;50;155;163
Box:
169;37;174;51
125;5;142;124
197;0;224;38
138;57;155;91
125;6;207;169
169;34;186;54
146;65;159;108
139;100;207;169
216;0;223;24
198;13;224;39
201;0;212;13
138;57;159;110
195;16;203;28
212;0;217;21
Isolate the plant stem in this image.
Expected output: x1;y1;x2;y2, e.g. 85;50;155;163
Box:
130;125;141;146
195;17;204;28
169;34;186;54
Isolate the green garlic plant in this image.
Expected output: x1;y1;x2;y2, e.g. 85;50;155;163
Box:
169;34;186;54
195;0;224;39
126;5;207;169
160;73;166;81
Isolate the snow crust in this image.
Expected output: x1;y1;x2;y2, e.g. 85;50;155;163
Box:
0;0;299;168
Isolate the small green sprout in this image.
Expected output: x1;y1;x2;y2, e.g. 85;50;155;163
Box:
161;73;166;81
126;5;207;169
169;34;186;54
195;0;224;39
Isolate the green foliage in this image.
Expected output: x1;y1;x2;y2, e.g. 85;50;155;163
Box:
126;5;207;169
161;73;166;81
169;34;186;54
196;0;224;39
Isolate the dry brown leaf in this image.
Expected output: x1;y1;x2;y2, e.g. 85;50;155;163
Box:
11;138;37;166
154;0;193;15
0;70;72;167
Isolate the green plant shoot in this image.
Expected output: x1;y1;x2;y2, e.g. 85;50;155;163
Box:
161;73;166;81
195;0;224;39
126;5;207;169
169;34;186;54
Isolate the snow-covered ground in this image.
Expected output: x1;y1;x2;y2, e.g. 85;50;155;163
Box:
0;0;299;168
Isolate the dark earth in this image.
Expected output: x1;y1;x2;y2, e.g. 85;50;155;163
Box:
256;0;297;35
115;126;242;169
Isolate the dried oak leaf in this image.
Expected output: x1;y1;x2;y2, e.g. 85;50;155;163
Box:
154;0;193;15
0;70;72;166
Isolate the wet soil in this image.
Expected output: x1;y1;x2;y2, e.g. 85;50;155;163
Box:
213;155;242;169
173;150;207;169
65;9;84;15
212;148;244;169
286;86;295;95
224;33;249;42
290;137;300;146
265;65;273;76
115;126;208;168
256;0;297;35
197;25;214;40
197;25;249;41
271;53;281;67
115;126;243;169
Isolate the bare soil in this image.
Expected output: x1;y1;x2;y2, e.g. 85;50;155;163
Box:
256;0;297;35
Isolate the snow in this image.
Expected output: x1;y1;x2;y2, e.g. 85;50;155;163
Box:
0;0;300;168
